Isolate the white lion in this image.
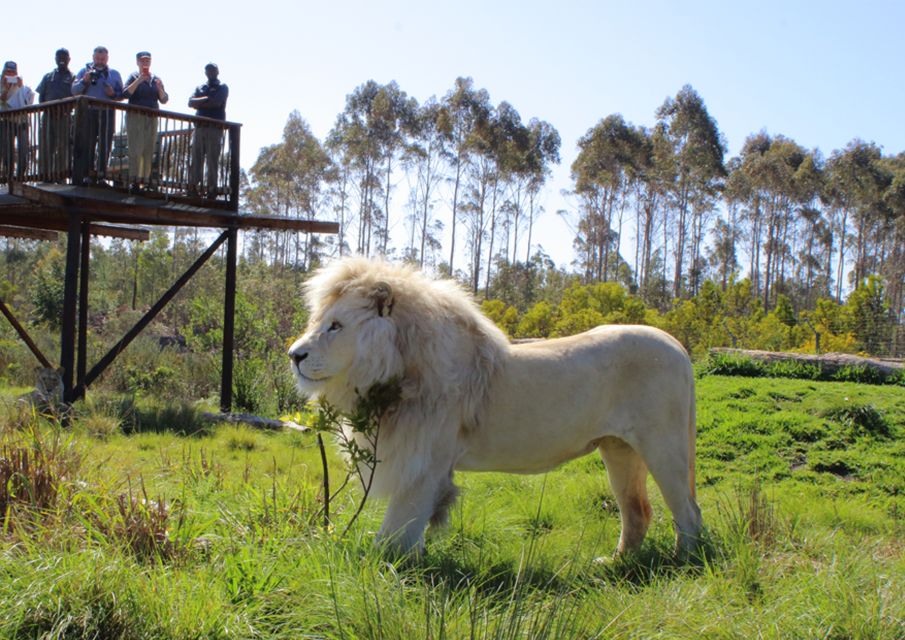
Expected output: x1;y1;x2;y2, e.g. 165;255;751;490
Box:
289;257;702;556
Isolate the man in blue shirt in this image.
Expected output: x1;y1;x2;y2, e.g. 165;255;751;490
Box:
188;63;228;198
122;51;168;191
36;48;74;177
71;46;123;182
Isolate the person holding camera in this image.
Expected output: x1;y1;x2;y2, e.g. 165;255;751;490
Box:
71;46;123;182
188;63;228;198
123;51;168;192
36;48;74;178
0;61;35;179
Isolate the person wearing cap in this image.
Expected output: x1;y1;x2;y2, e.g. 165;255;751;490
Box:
0;61;35;179
36;48;74;177
71;46;124;182
123;51;168;191
188;63;228;198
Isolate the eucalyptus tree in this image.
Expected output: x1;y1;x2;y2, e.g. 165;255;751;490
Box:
329;80;416;257
403;97;447;267
439;77;491;273
520;118;561;264
571;114;646;283
824;140;887;300
461;100;503;292
878;152;905;326
654;85;726;298
245;111;332;270
727;132;821;308
483;100;533;291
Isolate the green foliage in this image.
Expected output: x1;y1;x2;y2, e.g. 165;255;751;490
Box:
515;300;555;338
311;378;403;534
30;247;66;329
845;276;893;354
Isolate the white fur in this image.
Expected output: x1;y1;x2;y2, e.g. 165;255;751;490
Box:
289;257;702;555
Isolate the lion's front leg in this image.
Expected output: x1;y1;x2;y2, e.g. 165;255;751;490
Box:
376;473;454;555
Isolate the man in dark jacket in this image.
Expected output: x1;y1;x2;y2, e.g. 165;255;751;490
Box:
36;48;74;177
188;63;228;198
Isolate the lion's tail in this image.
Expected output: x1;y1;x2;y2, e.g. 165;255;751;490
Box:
688;389;697;500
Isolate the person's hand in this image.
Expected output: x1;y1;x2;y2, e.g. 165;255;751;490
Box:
104;83;115;98
16;77;23;88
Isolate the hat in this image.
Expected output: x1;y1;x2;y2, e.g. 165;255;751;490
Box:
3;61;17;73
205;62;218;71
136;51;151;59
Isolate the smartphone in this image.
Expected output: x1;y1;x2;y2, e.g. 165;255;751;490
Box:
4;76;17;86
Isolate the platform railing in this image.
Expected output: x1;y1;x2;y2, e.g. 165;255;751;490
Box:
0;96;240;210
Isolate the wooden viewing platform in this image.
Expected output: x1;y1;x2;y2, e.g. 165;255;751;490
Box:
0;97;338;410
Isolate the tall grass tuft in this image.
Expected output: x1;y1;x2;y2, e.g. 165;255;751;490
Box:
0;423;81;532
717;479;779;547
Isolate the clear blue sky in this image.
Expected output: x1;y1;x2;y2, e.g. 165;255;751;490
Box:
7;0;904;268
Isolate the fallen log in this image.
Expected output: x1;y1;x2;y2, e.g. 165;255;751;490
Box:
709;348;903;377
201;412;308;432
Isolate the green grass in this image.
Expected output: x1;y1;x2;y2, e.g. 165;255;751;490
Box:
0;376;903;639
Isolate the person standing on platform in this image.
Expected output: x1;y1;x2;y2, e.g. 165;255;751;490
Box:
188;63;228;198
123;51;168;192
0;61;35;179
36;48;74;178
71;46;123;183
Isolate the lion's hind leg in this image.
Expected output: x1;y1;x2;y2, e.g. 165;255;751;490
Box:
598;437;653;555
637;435;702;557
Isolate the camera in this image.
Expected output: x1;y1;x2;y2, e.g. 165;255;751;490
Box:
86;64;101;85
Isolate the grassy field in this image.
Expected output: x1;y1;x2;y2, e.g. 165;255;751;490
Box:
0;374;902;639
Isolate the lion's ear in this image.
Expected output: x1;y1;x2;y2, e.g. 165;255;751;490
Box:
371;282;395;317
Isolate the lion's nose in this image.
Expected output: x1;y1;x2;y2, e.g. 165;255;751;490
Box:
291;351;308;368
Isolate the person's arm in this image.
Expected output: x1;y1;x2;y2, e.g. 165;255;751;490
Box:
71;68;88;95
188;87;206;109
123;72;141;97
154;76;168;104
203;84;228;110
22;85;34;106
106;70;124;101
36;74;47;102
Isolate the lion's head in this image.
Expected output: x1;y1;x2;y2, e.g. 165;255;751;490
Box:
288;257;509;422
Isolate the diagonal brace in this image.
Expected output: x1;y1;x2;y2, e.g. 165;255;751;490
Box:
0;297;54;369
71;229;229;402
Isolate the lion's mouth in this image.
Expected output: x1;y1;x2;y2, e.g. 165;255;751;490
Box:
295;369;329;383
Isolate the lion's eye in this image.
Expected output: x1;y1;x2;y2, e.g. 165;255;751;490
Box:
327;321;343;332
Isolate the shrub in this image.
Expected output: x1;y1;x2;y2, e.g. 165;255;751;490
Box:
820;402;890;438
703;353;764;377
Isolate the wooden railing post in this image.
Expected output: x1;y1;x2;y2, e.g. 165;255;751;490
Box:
71;98;91;185
228;124;241;210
